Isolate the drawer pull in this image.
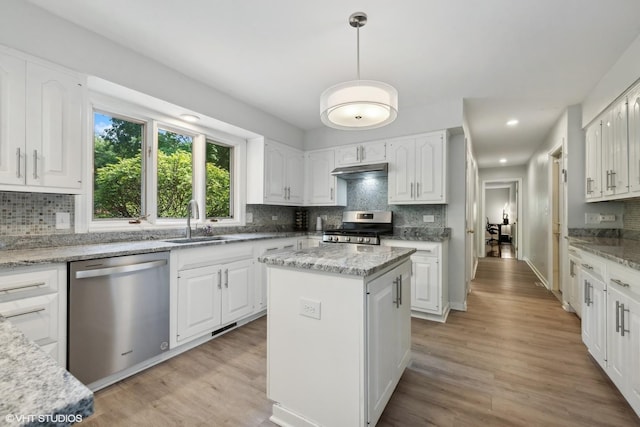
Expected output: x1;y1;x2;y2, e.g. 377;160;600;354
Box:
4;307;46;319
2;282;46;293
581;263;593;270
611;278;630;288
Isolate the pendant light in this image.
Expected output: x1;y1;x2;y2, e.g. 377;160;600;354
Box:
320;12;398;130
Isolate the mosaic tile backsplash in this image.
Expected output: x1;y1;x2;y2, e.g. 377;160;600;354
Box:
1;177;445;238
0;191;75;236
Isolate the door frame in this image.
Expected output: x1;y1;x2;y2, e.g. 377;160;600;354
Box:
480;178;523;260
548;141;569;303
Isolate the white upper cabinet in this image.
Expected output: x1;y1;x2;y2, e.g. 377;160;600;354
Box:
602;100;629;197
335;140;386;167
629;87;640;194
304;148;346;206
0;49;84;193
247;138;304;206
388;131;447;204
585;121;603;200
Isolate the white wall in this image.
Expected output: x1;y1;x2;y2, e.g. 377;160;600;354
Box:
485;188;509;224
447;133;467;311
582;33;640;127
0;0;304;148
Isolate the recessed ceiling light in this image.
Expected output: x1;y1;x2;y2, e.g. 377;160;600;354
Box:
180;114;200;123
506;119;519;126
499;158;507;164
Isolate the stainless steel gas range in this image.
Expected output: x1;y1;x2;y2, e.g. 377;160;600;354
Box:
322;211;393;245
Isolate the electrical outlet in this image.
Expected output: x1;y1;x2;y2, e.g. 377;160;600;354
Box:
299;298;321;320
423;215;435;223
55;212;70;230
246;213;253;223
599;214;616;222
271;215;278;221
585;213;600;224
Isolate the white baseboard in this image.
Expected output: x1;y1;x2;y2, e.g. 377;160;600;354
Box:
523;257;549;289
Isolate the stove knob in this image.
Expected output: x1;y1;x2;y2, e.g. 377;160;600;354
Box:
364;238;370;243
330;236;336;242
358;237;364;243
345;237;351;242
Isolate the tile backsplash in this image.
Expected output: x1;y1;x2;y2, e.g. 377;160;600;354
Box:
623;198;640;231
1;178;446;238
0;191;75;236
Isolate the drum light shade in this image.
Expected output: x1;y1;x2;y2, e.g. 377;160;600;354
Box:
320;80;398;130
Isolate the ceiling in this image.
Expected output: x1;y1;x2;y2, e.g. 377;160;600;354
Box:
27;0;640;168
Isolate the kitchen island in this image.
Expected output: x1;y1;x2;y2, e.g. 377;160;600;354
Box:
258;244;415;427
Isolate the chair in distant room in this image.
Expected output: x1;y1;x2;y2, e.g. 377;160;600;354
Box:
486;218;499;245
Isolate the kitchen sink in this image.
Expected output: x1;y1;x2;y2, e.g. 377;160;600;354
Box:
164;235;241;244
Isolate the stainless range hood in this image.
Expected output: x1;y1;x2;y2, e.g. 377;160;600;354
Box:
330;162;388;180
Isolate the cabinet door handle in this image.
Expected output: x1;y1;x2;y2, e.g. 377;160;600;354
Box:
330;188;334;200
410;182;414;198
33;149;39;180
392;277;398;307
621;303;630;337
611;278;630;288
416;182;420;197
224;269;229;288
1;281;46;293
586;178;592;194
610;171;617;189
581;263;593;270
398;275;403;306
16;148;21;178
4;307;46;319
356;146;360;161
218;269;222;289
616;300;621;333
583;280;588;304
360;146;365;162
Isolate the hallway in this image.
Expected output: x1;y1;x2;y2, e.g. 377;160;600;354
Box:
379;257;640;426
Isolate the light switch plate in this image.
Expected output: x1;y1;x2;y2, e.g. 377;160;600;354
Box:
271;215;278;221
55;212;70;229
246;212;253;223
423;215;435;223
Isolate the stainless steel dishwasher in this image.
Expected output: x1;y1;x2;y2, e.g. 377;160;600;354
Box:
68;251;170;385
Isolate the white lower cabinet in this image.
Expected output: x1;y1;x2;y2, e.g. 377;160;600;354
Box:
254;237;304;311
367;261;411;426
605;264;640;416
580;267;607;368
0;264;66;367
174;244;254;346
572;246;640;417
381;239;449;322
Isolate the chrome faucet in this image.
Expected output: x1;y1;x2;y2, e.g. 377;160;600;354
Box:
186;199;199;239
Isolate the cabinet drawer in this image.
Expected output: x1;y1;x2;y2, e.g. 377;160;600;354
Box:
578;252;606;281
176;243;253;270
0;292;58;346
0;266;60;295
607;262;640;299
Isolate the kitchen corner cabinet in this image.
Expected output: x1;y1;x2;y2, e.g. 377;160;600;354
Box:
388;131;447;204
0;264;67;367
382;239;449;322
335;140;386;167
247;138;303;206
0;49;84;193
304;148;346;206
173;244;254;347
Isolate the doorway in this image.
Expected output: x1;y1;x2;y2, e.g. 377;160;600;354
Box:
481;179;522;260
549;145;566;302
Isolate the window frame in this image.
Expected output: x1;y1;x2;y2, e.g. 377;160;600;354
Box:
82;92;246;232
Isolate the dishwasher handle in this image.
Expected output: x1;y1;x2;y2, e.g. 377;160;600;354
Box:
75;259;168;279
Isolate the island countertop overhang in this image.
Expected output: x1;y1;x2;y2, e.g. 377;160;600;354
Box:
257;244;416;277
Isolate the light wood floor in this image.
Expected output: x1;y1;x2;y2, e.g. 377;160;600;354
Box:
82;258;640;426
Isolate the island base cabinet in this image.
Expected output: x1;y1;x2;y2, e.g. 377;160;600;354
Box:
266;259;412;427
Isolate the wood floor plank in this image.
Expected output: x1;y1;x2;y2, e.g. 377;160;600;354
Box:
81;257;640;426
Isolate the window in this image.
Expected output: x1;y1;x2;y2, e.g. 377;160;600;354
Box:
93;112;145;220
157;128;193;218
205;140;233;218
90;103;242;229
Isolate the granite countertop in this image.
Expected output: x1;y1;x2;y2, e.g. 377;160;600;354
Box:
568;236;640;271
258;244;416;277
0;232;309;269
0;317;93;426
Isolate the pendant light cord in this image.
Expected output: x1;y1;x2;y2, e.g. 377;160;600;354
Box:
356;23;361;80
